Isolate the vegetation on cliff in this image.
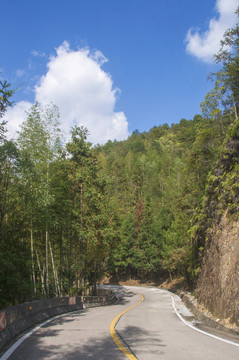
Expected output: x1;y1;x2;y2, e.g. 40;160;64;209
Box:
189;16;239;324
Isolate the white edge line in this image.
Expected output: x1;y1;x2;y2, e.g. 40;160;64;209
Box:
171;296;239;348
0;309;84;360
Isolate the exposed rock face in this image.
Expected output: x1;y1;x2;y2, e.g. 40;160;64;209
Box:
194;130;239;326
196;211;239;325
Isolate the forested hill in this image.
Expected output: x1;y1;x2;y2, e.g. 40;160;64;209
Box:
94;112;234;282
0;14;239;326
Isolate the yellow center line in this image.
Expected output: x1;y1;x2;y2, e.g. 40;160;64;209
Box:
110;293;144;360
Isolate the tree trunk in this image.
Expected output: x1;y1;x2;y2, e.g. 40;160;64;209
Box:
45;230;49;296
74;229;79;291
79;183;83;288
35;249;46;295
30;227;36;294
49;239;60;297
230;85;238;119
59;229;63;297
93;262;97;296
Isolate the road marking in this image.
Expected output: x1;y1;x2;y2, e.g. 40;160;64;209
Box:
110;293;144;360
171;296;239;347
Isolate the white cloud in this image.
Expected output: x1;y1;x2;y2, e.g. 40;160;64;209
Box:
31;50;46;57
4;101;31;139
4;41;129;145
186;0;238;62
16;69;26;77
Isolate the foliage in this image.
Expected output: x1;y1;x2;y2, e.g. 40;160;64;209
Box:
0;79;15;142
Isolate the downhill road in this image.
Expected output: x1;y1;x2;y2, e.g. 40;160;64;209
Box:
1;285;239;360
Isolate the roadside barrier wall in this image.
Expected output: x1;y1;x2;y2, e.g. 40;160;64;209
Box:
0;292;116;351
180;292;239;336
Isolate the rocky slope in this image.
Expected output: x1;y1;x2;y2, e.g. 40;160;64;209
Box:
194;128;239;326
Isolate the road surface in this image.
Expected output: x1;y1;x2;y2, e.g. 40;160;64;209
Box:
1;286;239;359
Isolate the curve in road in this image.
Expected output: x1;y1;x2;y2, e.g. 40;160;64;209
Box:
1;286;239;360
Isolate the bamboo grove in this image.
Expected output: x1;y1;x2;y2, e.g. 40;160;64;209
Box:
0;16;238;307
0;101;117;307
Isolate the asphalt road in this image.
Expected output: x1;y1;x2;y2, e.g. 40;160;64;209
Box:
2;286;239;360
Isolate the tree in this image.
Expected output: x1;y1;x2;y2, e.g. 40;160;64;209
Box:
201;9;239;123
66;126;113;293
0;80;31;307
0;138;32;307
0;79;15;142
17;102;62;297
214;8;239;119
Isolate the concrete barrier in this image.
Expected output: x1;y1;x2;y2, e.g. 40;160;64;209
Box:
180;292;239;336
0;293;117;351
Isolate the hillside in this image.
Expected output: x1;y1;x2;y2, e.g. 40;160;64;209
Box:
95;113;231;283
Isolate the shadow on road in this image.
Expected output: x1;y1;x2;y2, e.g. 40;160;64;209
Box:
8;321;165;360
6;287;165;359
116;325;166;358
110;285;139;306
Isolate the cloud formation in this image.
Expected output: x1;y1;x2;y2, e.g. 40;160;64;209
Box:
5;101;32;138
186;0;238;63
5;42;129;144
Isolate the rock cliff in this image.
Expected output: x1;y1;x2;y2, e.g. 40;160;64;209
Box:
194;127;239;326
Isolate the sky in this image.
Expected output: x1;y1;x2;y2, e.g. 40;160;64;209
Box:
1;0;238;144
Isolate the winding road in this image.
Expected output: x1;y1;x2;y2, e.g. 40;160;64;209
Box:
1;285;239;359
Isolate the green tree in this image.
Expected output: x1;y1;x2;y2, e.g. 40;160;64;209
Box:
17;103;62;297
0;139;32;307
0;80;31;307
0;79;15;141
66;126;113;293
201;9;239;124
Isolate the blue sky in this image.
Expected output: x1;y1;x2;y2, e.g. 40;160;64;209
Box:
1;0;238;144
